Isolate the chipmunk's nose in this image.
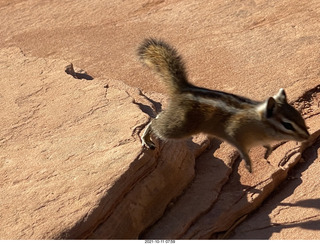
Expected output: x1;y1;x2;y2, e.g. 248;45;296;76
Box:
301;128;310;141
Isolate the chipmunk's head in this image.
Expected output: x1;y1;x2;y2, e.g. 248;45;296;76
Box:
261;88;310;141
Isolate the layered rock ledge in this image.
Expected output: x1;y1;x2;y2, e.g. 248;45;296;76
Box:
0;47;319;239
1;0;320;240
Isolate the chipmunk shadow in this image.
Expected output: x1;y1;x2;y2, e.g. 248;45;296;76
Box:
230;136;320;239
134;94;162;118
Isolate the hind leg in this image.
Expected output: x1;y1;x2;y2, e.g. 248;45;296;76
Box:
141;107;194;149
141;120;156;150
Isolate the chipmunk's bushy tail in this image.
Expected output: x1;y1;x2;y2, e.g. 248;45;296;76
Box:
137;38;193;94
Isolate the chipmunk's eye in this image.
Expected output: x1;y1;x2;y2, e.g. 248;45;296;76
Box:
281;121;295;131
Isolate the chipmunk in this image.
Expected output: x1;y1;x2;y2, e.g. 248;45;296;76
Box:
137;38;310;173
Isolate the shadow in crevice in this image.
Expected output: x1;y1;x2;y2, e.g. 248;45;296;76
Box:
140;137;234;239
279;198;320;210
65;63;94;80
271;219;320;231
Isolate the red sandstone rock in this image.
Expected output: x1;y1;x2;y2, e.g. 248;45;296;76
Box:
0;0;320;240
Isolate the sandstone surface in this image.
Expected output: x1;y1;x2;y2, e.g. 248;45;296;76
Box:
0;0;320;240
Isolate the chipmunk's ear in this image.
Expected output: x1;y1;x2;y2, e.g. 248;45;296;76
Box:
266;97;277;118
273;88;287;103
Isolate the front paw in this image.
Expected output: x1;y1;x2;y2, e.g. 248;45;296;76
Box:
263;145;273;159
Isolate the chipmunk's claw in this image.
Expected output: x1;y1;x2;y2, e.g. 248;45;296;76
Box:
142;140;156;150
245;163;252;173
